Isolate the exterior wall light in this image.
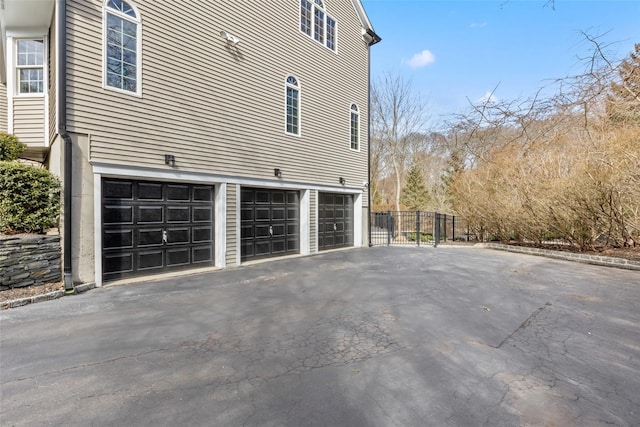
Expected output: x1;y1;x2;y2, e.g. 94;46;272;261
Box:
274;168;282;178
339;177;346;185
164;154;176;167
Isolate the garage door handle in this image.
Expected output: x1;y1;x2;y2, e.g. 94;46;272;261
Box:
334;223;337;231
269;225;273;236
162;230;168;244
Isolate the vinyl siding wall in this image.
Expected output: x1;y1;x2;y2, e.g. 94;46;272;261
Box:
13;97;45;145
225;183;237;266
67;0;369;196
48;14;58;144
310;190;318;251
0;84;7;132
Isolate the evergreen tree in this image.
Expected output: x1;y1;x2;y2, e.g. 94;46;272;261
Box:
400;161;430;210
608;44;640;125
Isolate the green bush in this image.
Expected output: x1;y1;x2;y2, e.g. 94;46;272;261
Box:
407;232;433;242
0;133;26;161
0;162;61;233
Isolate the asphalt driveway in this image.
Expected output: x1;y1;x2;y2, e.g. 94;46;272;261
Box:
1;246;639;426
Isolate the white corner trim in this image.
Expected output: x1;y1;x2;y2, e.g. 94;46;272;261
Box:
214;183;227;268
354;193;363;247
300;189;310;255
93;172;103;287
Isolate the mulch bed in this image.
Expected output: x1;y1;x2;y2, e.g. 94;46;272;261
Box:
0;282;64;303
508;243;640;262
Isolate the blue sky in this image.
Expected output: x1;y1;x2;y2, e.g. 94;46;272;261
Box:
362;0;640;122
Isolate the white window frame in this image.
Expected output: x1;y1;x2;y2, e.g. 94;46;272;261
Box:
102;0;142;97
350;103;360;151
14;38;46;97
285;75;301;137
299;0;338;53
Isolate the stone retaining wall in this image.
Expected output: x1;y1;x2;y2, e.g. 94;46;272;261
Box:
0;236;61;290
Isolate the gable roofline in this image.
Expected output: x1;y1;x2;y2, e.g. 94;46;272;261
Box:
351;0;381;45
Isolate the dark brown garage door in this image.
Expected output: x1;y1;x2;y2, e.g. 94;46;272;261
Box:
102;179;214;282
241;188;299;261
318;193;354;250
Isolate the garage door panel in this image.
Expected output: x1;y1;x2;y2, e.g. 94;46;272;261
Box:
167;228;190;244
167;185;190;201
194;207;212;222
256;224;271;238
242;241;254;257
193;186;213;201
138;206;163;223
104;230;133;249
241;225;254;239
272;224;285;237
167;248;190;267
241;207;253;221
287;238;299;251
104;205;133;224
256;208;270;221
102;179;214;282
104;253;133;274
104;180;133;199
193;246;213;263
192;227;212;243
167;207;190;223
138;229;163;247
272;207;285;220
241;188;299;261
255;191;270;203
138;182;163;200
272;239;286;253
138;250;164;270
319;193;354;251
255;241;271;256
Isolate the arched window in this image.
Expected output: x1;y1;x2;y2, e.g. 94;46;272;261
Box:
300;0;337;51
286;76;300;135
104;0;141;95
350;104;359;150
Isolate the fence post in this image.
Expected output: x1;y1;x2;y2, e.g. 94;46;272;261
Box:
452;215;455;243
443;214;447;242
434;212;440;247
387;210;391;246
416;211;421;247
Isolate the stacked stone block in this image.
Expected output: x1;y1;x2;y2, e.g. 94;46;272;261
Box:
0;236;61;290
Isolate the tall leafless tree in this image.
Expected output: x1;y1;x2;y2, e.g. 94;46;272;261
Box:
371;72;429;211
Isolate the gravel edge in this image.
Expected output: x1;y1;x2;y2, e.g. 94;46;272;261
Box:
0;283;97;310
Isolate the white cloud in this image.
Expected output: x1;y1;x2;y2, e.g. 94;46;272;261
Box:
405;50;436;69
470;22;488;29
478;91;499;104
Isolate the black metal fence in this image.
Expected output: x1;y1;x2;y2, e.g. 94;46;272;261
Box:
370;211;469;247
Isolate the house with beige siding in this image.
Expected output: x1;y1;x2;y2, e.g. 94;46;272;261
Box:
0;0;380;288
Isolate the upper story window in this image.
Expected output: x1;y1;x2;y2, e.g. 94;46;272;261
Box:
300;0;337;52
104;0;141;95
16;39;44;95
350;104;359;150
286;76;300;136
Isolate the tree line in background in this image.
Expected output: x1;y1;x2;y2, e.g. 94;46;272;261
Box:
371;38;640;249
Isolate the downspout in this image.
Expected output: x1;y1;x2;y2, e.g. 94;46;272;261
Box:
57;0;74;293
366;29;381;247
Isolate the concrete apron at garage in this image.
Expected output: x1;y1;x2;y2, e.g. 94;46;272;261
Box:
1;247;639;426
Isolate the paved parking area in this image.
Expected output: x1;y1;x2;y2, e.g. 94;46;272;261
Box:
1;246;639;426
